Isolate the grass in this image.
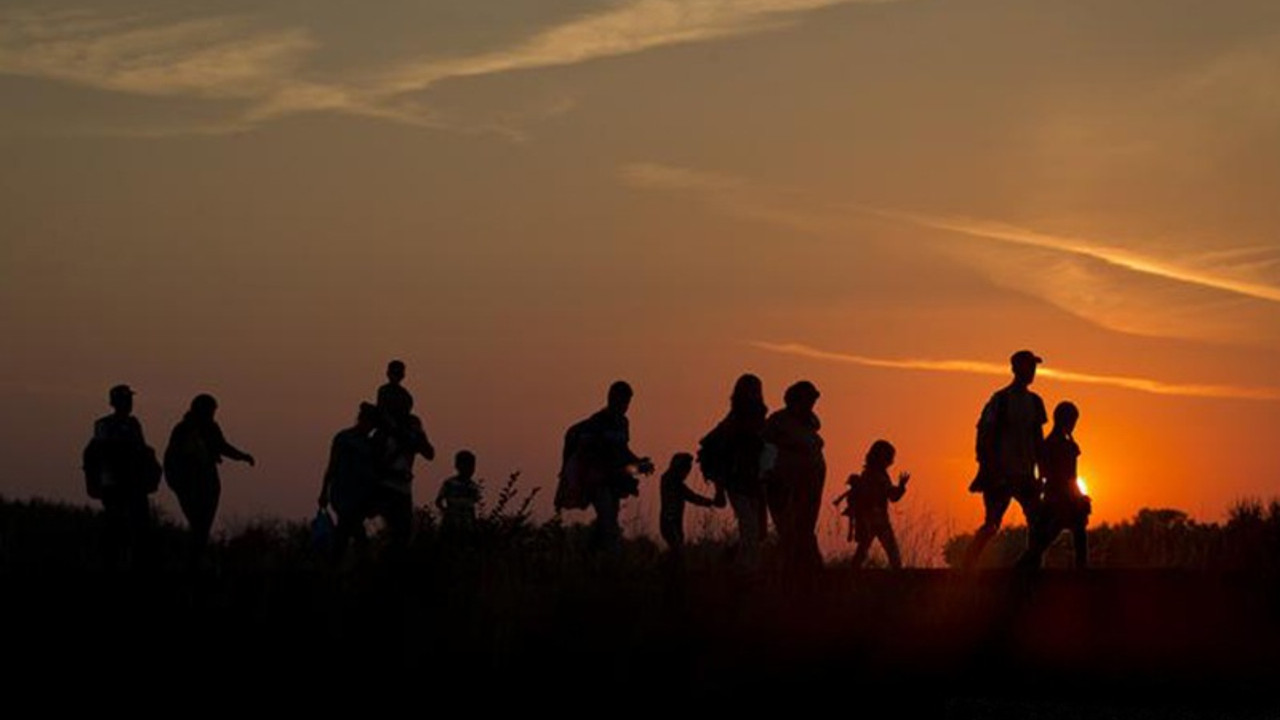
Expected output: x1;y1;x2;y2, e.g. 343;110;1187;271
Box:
3;489;1280;714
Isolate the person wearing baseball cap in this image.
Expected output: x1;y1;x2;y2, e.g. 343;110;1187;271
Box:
961;350;1048;570
83;384;161;567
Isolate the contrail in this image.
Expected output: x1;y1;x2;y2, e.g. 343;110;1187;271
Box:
753;341;1280;401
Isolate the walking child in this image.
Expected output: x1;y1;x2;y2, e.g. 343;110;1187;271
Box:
1018;401;1091;569
847;439;910;569
659;452;719;551
436;450;482;536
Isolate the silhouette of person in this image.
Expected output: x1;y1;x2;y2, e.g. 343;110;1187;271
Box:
962;349;1048;570
1017;401;1091;570
371;360;434;553
836;440;910;570
82;384;161;567
833;474;859;543
557;381;654;552
659;452;717;552
436;450;482;538
762;380;826;574
377;359;414;420
163;394;255;564
698;374;767;567
319;402;382;559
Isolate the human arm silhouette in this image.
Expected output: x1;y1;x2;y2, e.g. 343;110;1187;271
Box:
888;472;910;502
681;482;717;508
211;423;254;466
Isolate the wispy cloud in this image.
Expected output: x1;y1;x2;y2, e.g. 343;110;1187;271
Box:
753;341;1280;401
622;161;1280;344
246;0;892;125
2;0;895;135
0;10;316;100
871;209;1280;305
624;160;1280;306
373;0;882;96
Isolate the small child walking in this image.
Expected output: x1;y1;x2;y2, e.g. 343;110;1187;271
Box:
436;450;482;537
659;452;719;551
840;439;910;569
1018;401;1091;570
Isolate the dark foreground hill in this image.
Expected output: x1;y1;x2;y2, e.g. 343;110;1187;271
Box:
2;497;1278;717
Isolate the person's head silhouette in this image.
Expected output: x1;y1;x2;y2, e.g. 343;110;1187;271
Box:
387;360;406;385
783;380;820;413
356;401;380;432
189;393;218;422
668;452;694;477
1053;400;1079;433
108;384;134;415
731;373;764;407
607;380;633;414
455;450;477;478
865;439;896;471
1010;349;1042;387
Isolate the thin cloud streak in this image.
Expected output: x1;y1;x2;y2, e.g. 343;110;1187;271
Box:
3;0;898;135
374;0;885;95
623;161;1280;344
873;210;1280;305
753;342;1280;401
0;11;316;100
250;0;895;124
624;161;1280;305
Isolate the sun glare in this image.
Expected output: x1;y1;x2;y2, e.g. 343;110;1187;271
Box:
1077;476;1089;496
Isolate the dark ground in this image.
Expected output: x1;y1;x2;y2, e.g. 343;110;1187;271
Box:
3;499;1278;716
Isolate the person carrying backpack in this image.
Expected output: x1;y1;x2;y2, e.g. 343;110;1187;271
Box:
961;350;1048;570
555;381;654;552
697;374;766;567
83;384;161;567
840;440;910;570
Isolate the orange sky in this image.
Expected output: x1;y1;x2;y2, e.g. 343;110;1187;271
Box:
2;0;1279;550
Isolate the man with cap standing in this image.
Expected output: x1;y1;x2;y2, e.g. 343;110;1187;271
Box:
961;350;1048;570
83;384;161;567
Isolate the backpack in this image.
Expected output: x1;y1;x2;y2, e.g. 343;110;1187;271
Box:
696;422;731;482
84;436;161;497
842;474;863;516
137;446;162;494
554;419;599;510
969;390;1009;493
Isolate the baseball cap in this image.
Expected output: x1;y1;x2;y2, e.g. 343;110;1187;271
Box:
1010;350;1043;366
109;384;135;401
